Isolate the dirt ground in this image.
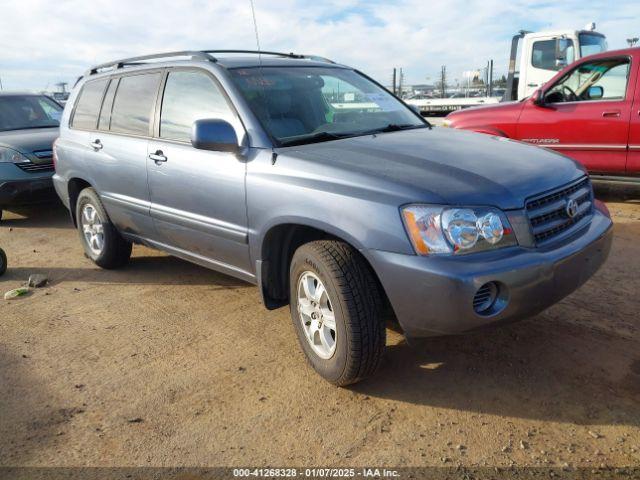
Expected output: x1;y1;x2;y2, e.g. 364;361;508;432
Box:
0;190;639;469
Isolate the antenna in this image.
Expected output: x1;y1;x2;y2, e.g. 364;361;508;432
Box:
248;0;274;147
249;0;262;65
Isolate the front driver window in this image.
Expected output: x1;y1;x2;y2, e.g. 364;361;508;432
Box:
532;39;575;71
544;58;630;104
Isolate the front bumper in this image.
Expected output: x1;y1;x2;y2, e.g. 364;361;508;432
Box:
368;208;613;337
0;164;55;207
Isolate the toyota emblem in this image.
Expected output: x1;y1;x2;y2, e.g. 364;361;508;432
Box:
565;199;579;218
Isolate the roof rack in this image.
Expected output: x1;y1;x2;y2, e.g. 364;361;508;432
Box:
85;49;336;76
202;50;335;63
86;50;217;75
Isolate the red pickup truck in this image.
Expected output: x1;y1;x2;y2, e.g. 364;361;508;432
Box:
445;47;640;184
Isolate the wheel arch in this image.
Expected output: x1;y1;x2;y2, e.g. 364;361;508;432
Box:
256;220;391;315
67;177;93;226
471;127;509;137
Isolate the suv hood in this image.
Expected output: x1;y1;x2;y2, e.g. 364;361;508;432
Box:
277;127;585;210
0;127;59;163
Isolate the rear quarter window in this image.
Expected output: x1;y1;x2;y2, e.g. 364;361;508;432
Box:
109;73;162;136
71;79;109;130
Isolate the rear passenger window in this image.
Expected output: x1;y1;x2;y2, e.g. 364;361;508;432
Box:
160;71;233;142
71;79;108;130
98;79;119;131
110;73;161;136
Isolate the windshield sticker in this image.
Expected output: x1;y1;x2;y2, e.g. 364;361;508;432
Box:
364;93;401;111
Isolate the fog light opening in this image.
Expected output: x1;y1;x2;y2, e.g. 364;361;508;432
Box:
473;282;499;314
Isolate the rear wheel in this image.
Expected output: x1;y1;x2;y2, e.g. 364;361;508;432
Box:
76;188;131;269
289;240;385;386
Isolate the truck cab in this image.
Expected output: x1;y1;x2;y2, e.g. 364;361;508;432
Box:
506;25;608;101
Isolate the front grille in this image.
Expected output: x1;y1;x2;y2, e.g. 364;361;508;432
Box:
526;177;593;245
15;161;54;173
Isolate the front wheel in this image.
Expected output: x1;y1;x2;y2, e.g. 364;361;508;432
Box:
289;240;385;386
76;188;131;269
0;248;6;276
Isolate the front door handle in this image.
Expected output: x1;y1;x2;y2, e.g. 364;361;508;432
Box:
90;139;103;151
149;150;167;164
602;110;621;118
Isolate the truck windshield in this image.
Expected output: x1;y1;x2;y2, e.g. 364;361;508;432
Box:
229;66;426;146
0;95;62;132
579;34;608;57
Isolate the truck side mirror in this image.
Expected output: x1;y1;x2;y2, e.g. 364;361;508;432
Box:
191;119;239;153
554;38;573;70
587;86;604;100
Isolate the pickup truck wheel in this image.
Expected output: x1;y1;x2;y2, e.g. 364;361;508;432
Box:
76;188;131;269
0;248;6;276
290;240;385;386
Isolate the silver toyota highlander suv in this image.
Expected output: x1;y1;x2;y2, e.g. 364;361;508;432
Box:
53;51;613;385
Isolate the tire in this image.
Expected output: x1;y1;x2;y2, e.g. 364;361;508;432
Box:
289;240;385;386
0;248;6;276
75;188;131;269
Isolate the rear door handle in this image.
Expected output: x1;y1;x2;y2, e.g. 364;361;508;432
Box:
527;83;539;87
149;150;167;164
90;139;103;151
602;110;621;118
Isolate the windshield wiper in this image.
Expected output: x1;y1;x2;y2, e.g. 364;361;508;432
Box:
279;131;347;147
363;123;430;135
278;123;429;147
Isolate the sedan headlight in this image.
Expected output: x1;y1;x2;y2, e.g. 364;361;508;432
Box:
401;205;516;255
0;146;29;163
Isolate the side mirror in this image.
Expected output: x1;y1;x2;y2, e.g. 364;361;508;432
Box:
588;85;604;100
532;89;546;106
555;58;568;69
191;119;239;153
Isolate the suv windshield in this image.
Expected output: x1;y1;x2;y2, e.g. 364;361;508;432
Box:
579;33;608;57
229;66;426;146
0;95;62;132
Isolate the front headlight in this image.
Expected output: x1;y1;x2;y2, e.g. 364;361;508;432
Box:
0;146;29;163
441;119;452;128
401;205;516;255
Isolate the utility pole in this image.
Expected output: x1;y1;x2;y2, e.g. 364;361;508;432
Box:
488;59;494;97
392;68;397;95
440;65;447;99
0;75;3;91
627;37;639;47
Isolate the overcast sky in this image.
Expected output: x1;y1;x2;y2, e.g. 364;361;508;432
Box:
0;0;638;92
